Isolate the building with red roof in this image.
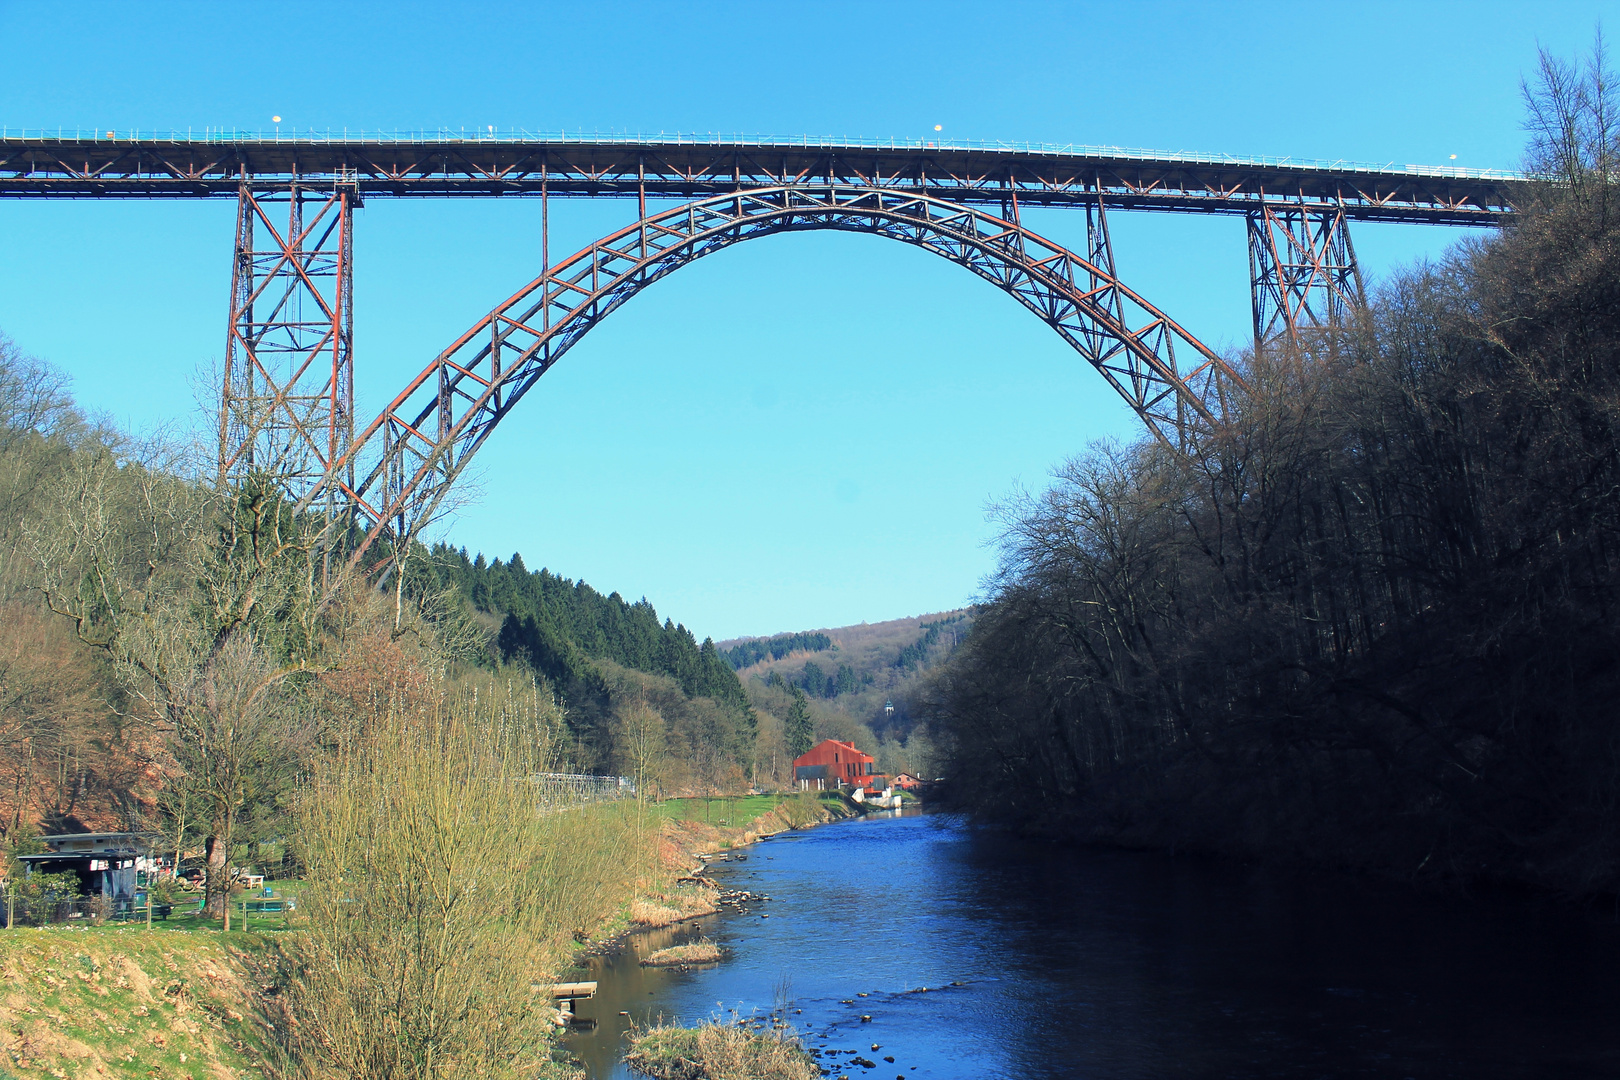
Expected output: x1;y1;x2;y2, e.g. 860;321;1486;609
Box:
793;739;877;791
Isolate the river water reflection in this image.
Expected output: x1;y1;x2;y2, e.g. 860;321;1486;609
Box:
565;809;1620;1078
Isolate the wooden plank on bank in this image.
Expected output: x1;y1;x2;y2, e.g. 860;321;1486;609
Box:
550;982;597;999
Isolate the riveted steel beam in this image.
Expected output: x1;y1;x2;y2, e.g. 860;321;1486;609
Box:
0;134;1517;225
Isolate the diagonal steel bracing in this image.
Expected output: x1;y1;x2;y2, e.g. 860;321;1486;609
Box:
296;185;1245;568
1247;201;1366;349
0;129;1515;580
219;182;355;504
0;133;1519;226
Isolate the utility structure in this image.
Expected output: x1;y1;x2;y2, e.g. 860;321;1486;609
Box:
0;131;1517;571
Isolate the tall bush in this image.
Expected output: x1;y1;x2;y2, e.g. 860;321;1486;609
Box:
288;678;655;1080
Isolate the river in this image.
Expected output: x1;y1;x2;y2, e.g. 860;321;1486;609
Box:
564;809;1620;1078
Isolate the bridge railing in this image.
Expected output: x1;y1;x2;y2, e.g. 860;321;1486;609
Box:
0;126;1526;181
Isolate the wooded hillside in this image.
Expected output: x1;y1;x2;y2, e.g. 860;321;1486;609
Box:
406;545;757;786
0;354;762;849
925;49;1620;895
724;611;971;779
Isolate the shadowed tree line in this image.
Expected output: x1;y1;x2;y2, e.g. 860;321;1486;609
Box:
423;544;746;709
395;545;759;784
926;45;1620;894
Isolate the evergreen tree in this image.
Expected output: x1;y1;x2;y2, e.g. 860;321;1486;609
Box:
437;543;746;710
722;631;833;669
784;686;814;760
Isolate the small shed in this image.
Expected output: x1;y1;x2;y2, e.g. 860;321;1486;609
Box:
17;833;150;905
793;739;876;791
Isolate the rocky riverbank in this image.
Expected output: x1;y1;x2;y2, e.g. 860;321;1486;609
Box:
573;793;859;961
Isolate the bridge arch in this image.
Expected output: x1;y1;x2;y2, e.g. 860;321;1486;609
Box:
322;185;1245;561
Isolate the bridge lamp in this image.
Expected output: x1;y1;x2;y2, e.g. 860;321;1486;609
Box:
934;124;942;131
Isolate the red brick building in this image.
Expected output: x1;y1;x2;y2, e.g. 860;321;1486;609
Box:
793;739;877;791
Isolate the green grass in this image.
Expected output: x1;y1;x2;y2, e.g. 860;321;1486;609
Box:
0;927;282;1078
8;910;295;937
12;880;305;936
639;795;787;827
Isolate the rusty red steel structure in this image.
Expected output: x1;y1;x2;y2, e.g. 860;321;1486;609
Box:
340;185;1242;559
1248;202;1365;346
220;182;355;506
0;131;1515;221
0;132;1519;568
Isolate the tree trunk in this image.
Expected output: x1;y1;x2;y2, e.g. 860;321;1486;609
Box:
203;834;227;918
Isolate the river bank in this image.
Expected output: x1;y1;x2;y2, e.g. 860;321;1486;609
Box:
569;807;1620;1080
570;792;860;964
0;794;856;1080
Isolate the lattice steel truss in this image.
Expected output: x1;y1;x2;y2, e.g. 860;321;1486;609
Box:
219;182;355;504
0;133;1519;226
0;130;1516;583
303;185;1245;566
1248;202;1365;348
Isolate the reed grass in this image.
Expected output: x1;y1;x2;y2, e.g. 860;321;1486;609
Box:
624;1020;817;1080
641;938;722;966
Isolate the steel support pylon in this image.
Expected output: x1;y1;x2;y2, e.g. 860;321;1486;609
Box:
218;180;356;510
1247;201;1365;350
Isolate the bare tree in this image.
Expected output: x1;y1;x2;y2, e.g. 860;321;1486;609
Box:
613;695;667;801
1523;31;1620;222
22;451;327;921
289;672;651;1080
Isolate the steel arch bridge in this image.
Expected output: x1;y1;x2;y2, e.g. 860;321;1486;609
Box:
347;185;1241;556
0;130;1519;568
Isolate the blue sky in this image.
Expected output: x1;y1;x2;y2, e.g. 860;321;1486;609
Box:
0;1;1612;640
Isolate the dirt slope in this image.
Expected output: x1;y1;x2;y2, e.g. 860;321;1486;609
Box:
0;929;281;1080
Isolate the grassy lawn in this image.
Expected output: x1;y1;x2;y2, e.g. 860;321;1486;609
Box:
0;926;281;1078
11;908;297;936
639;794;787;828
10;880;307;936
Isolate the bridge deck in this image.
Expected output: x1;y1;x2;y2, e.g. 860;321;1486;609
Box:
0;131;1518;224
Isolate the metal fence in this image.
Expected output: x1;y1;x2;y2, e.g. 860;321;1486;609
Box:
0;894;200;927
530;772;635;807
